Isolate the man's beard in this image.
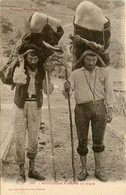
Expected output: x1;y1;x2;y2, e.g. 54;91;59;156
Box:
27;63;37;71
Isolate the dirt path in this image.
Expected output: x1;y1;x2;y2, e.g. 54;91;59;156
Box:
1;78;126;183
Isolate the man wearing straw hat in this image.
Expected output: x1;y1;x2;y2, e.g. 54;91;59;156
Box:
63;49;113;182
12;46;54;183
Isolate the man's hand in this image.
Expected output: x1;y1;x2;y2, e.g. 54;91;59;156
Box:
62;90;69;99
13;67;27;85
64;81;71;92
62;81;71;99
107;107;113;123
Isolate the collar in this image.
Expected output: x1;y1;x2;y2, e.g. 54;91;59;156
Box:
82;66;99;72
27;67;38;76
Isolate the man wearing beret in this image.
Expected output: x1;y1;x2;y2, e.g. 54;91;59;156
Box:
63;50;113;182
11;47;54;183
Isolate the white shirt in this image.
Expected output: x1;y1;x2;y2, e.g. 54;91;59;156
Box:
69;66;113;108
27;67;38;98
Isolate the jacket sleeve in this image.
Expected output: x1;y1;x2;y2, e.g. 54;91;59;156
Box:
0;59;19;85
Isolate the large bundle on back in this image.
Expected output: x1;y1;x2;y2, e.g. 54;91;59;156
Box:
18;12;64;60
70;1;111;69
0;12;64;86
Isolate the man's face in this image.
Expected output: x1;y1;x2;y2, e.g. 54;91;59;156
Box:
27;54;39;71
83;55;97;71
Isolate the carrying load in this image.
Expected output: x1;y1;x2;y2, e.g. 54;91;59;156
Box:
0;12;64;86
70;1;111;69
18;12;64;59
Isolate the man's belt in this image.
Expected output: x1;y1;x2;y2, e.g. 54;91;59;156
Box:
80;99;105;105
25;94;37;101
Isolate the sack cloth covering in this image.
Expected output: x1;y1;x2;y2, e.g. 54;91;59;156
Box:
0;59;19;85
18;24;64;60
72;17;111;69
70;0;111;69
0;21;64;86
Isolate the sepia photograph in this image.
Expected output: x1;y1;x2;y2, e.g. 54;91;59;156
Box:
0;0;126;194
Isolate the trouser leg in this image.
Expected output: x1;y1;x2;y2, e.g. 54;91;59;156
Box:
75;104;90;156
26;102;42;171
75;104;90;181
91;104;108;182
92;119;106;152
91;104;107;153
92;118;106;180
26;102;45;180
13;104;27;166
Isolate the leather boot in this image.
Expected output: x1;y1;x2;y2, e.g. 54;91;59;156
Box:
28;159;45;180
94;152;108;182
78;155;88;181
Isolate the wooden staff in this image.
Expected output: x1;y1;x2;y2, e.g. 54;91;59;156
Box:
65;68;76;182
45;70;56;182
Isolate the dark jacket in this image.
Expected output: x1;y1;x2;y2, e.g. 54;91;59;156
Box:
14;60;45;108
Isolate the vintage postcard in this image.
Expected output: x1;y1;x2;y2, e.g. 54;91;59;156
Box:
0;0;126;194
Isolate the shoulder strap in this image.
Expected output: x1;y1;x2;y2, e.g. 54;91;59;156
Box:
83;69;97;101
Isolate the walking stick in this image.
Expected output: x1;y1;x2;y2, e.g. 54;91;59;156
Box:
45;70;56;182
65;68;76;182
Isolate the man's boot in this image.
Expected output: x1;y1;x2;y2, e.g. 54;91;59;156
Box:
78;155;88;181
94;152;108;182
28;159;45;180
16;164;26;183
